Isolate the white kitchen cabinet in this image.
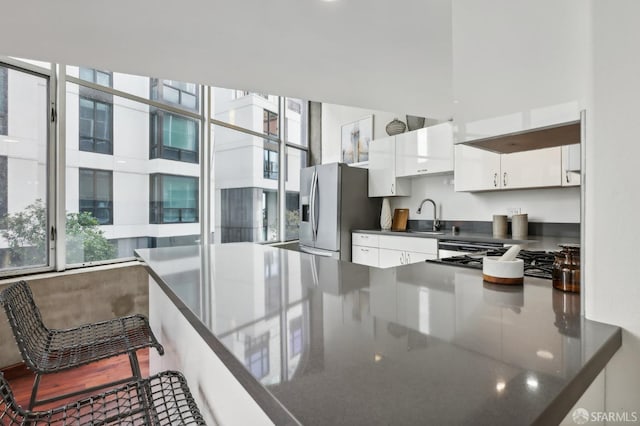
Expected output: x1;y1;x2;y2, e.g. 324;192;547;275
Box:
455;145;564;192
352;233;437;268
500;147;562;189
562;144;581;187
454;144;501;191
368;136;410;197
395;123;454;177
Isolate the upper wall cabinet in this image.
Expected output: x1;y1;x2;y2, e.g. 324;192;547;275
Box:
452;0;589;143
368;136;411;197
455;145;563;192
562;144;581;187
395;122;454;177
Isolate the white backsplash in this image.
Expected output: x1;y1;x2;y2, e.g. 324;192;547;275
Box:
389;174;580;223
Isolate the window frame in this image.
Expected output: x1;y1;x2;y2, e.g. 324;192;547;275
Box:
78;168;114;226
0;66;7;135
149;173;200;224
150;78;199;112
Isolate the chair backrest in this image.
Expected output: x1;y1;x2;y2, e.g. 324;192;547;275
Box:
0;373;27;424
0;281;49;370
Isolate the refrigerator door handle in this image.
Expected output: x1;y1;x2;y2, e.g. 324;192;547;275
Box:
313;172;320;241
300;245;335;257
310;170;318;241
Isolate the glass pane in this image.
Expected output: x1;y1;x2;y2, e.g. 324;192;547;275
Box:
182;92;197;109
285;98;308;147
212;124;279;243
285;147;306;241
96;71;111;87
164;114;197;151
211;87;279;136
66;81;201;265
163;86;180;104
79;68;94;83
0;66;49;272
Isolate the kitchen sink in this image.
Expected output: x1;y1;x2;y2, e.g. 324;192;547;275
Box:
408;230;445;235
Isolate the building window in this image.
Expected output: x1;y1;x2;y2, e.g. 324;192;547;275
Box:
150;110;199;163
263;109;278;137
263;149;278;180
79;68;112;87
287;99;301;114
79;97;113;154
79;168;113;225
245;333;270;380
150;174;199;224
150;79;199;111
0;67;7;135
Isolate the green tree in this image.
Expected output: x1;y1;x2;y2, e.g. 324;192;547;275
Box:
1;199;116;267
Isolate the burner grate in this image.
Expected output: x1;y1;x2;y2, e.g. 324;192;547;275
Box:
435;249;556;279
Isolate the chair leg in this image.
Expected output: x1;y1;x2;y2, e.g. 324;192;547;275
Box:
128;351;142;380
29;373;42;410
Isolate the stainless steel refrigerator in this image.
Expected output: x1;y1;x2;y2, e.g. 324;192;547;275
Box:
299;163;381;260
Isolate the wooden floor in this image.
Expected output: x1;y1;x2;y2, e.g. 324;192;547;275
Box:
2;348;150;411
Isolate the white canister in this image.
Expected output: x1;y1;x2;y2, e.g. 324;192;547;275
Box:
512;213;528;239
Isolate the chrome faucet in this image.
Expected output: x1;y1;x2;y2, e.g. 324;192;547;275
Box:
416;198;441;231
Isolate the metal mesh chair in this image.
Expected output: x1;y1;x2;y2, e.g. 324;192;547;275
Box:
0;370;207;425
0;280;165;409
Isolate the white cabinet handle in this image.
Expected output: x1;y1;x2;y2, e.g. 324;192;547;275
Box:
361;248;369;252
391;183;395;194
400;253;404;265
417;168;428;173
566;171;570;183
407;253;411;263
493;173;498;187
503;172;507;187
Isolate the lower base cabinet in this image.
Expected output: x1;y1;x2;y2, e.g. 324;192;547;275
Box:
352;233;437;268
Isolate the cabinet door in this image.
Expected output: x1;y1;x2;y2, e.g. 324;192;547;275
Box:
501;147;562;189
368;137;410;197
404;251;437;265
369;136;396;197
351;245;379;267
562;144;581;187
379;248;405;268
396;123;454;177
454;144;501;191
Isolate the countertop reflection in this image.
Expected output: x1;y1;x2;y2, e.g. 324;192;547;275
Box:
136;243;620;426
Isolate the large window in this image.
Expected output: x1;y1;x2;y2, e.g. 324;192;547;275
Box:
0;64;50;274
150;174;199;224
245;333;270;380
0;67;7;135
79;68;112;87
263;109;278;137
150;111;199;163
79;168;113;225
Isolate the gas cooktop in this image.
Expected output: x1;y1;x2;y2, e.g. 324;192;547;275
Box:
429;248;556;279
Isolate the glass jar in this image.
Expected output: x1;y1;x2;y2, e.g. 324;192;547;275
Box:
552;244;581;293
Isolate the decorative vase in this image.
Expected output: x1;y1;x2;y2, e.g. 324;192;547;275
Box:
385;118;406;136
406;115;426;131
380;198;392;230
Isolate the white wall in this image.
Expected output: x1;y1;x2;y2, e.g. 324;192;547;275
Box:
390;174;580;223
585;0;640;413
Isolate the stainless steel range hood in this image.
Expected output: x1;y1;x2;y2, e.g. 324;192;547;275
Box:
459;120;580;154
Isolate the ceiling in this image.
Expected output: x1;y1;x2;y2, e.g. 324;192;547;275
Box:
0;0;453;118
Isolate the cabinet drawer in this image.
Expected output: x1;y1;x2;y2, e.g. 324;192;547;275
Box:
352;233;379;247
404;251;437;264
378;235;438;254
352;245;379;266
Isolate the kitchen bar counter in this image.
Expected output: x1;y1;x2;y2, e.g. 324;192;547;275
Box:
352;228;580;251
137;243;619;425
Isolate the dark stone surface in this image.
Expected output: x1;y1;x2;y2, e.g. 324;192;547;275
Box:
406;220;580;238
137;244;621;426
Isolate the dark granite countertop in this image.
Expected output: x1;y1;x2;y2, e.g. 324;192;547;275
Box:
136;243;619;426
352;229;580;251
